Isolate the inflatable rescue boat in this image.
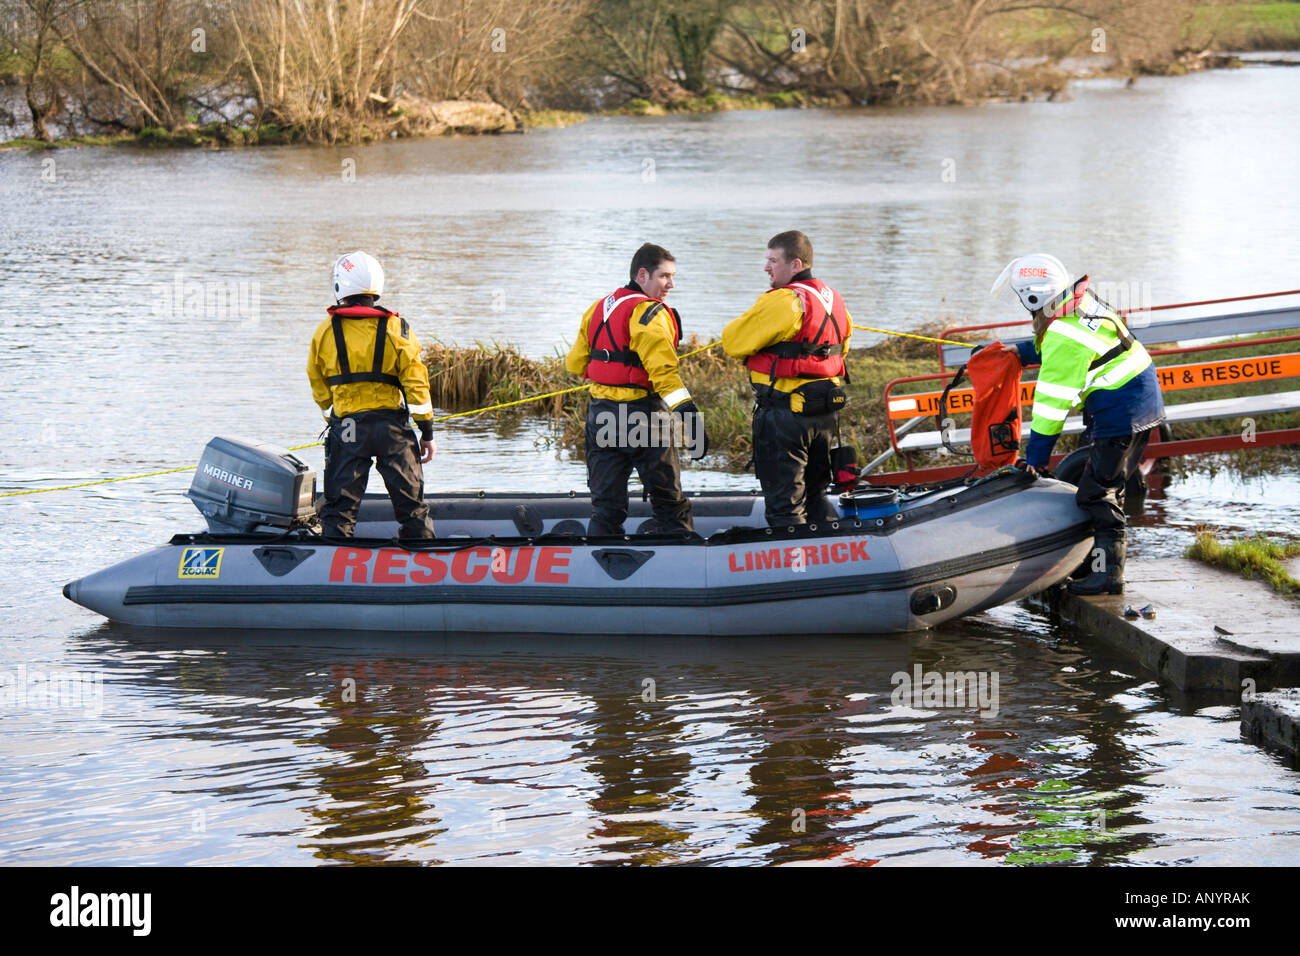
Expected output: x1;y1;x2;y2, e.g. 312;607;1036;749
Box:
64;437;1094;634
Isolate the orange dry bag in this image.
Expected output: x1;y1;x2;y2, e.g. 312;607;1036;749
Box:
937;342;1023;475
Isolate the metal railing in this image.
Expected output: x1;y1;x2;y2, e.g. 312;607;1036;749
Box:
870;290;1300;482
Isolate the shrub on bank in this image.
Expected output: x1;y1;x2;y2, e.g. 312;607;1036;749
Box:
421;328;951;472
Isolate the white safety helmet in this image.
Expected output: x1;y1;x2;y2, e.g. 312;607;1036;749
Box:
990;253;1070;312
333;251;385;303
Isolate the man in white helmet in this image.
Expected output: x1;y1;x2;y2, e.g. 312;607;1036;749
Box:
990;253;1165;594
308;251;436;538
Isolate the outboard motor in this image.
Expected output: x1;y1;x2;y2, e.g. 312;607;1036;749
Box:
186;436;317;533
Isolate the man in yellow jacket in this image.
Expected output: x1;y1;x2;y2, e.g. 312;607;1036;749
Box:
723;231;852;527
308;251;435;539
565;243;706;536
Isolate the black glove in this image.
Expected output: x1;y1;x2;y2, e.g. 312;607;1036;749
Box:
1015;458;1053;478
672;401;709;460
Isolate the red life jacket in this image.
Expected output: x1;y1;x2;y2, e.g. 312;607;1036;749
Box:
585;287;680;390
325;303;409;389
745;278;848;381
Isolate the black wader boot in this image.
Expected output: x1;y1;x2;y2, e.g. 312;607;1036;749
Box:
1068;528;1126;595
1066;428;1151;595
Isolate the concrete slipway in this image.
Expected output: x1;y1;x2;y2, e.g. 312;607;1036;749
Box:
1025;558;1300;766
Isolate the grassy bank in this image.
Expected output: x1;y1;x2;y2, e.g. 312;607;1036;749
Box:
422;321;1300;478
0;122;302;151
0;90;851;152
1192;2;1300;50
0;133;127;150
999;2;1300;53
516;110;589;129
8;2;1299;154
1185;531;1300;596
423;326;972;474
608;90;843;116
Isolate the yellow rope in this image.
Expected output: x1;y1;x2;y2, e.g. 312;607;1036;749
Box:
431;383;592;423
680;340;721;360
1;340;729;498
5;330;965;498
851;324;975;348
0;466;198;498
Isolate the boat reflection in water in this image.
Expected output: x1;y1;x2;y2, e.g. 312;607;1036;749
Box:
55;618;1179;866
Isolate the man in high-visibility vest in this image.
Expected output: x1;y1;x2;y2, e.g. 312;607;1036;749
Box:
308;251;435;539
565;243;706;536
991;253;1165;594
723;231;852;528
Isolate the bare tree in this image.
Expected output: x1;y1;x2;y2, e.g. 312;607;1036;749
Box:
665;0;726;93
581;0;673;100
230;0;424;141
405;0;585;108
5;0;73;140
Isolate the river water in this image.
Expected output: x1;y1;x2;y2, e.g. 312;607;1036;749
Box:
1;65;1298;865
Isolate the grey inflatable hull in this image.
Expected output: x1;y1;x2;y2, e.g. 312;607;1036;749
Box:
64;471;1093;635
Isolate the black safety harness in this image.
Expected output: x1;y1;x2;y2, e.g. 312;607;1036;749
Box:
1088;314;1136;370
326;309;410;389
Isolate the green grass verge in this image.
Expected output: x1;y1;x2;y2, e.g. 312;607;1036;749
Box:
0;133;131;150
1184;531;1300;597
605;90;835;118
1;122;304;151
995;7;1082;52
134;122;302;147
517;109;588;129
1189;2;1300;50
997;2;1300;55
